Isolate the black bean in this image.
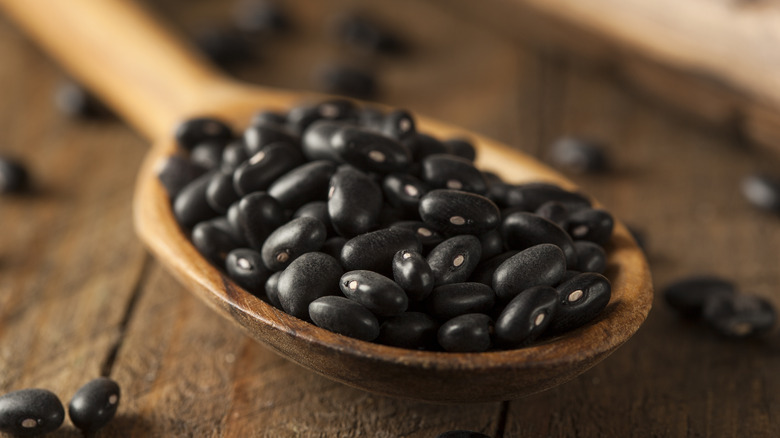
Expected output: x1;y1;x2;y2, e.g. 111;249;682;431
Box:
261;216;327;271
333;12;406;54
278;252;343;319
226;248;270;296
190;141;224;170
0;388;64;437
435;431;492;438
157;155;209;199
382;173;428;215
54;79;111;119
192;218;243;265
341;227;421;276
330;126;411;174
548;272;611;334
380;109;416;141
389;221;444;251
478;230;504;261
68;377;120;434
233;142;305;196
233;0;290;35
548;136;609;173
301;120;349;163
175;117;233;151
741;173;780;213
0;157;29;193
206;172;240;214
427;235;482;286
437;313;493;353
469;250;519;286
328;166;383;237
251;110;287;127
421;154;488;194
535;201;571;229
492;244;566;301
243;123;299;155
419;189;500;235
573;241;607;274
558;270;582;285
501;211;578;268
406;133;448;162
426;282;495;321
663;276;737;318
498;182;591;211
265;271;283;308
482;170;503;186
227;191;287;250
318;64;377;99
320;236;347;260
377;312;439;350
194;27;252;68
309;296;379;341
173;171;220;228
495;285;558;346
703;294;776;338
358;106;385;127
443;138;476;162
221;141;250;172
340;270;408;317
293;201;335;236
286;105;324;136
392;250;435;301
267;160;338;210
566;208;614;246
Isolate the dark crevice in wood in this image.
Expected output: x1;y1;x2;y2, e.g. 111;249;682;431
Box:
494;400;510;438
99;253;153;377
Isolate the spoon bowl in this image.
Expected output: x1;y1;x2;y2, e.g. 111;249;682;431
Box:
1;0;652;402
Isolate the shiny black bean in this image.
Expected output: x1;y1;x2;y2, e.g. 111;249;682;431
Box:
427;235;482;286
157;155;208;199
233;142;305;196
341;228;421;275
265;271;283;308
221;141;250;172
358;106;385;127
340;270;408;317
548;272;611;334
741;173;780;213
251;110;287;127
206;172;240;214
421;154;488;194
301;120;349;162
495;285;558;346
392;250;434;301
192;218;243;265
0;388;64;437
390;221;444;251
328;166;383;237
381;109;416;141
330;126;411;174
548;136;608;174
662;276;737;318
435;430;491;438
492;244;566;301
68;377;120;434
286;105;323;136
318;64;377;99
574;241;607;274
382;173;428;215
535;201;571;229
293;201;335;236
0;157;29;193
426;282;495;321
443;138;476;162
243;123;299;155
278;252;344;319
267;160;338;210
406;133;448;162
190;141;224;169
478;230;504;261
377;312;438;350
469;250;518;286
228;192;287;250
501;211;578;268
316;99;360;121
703;294;776;338
419;189;500;235
437;313;492;353
261;216;327;271
173;171;220;228
309;296;379;341
567;208;614;246
321;236;347;260
175;117;233;151
226;248;270;295
54;78;110;119
558;270;581;285
498;182;591;211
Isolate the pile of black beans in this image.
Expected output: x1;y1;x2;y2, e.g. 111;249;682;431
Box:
162;98;615;353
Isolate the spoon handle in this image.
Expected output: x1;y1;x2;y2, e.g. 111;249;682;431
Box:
0;0;245;140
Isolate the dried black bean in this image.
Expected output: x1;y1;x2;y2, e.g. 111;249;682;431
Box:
389;221;444;251
251;110;287;126
330;126;411;174
380;109;416;141
548;136;608;173
426;282;495;321
173;171;220;228
221;141;250;172
157;155;208;199
663;276;737;318
206;172;240;214
260;216;326;271
422;154;488;194
328;166;383;237
377;312;438;350
437;313;493;353
469;250;519;286
427;235;482;286
548;272;611;334
495;285;558;346
293;201;335;236
320;236;347;260
226;248;270;295
302;120;349;162
227;191;287;250
567;208;614;246
54;79;111;119
267;160;338;210
703;294;776;338
318;64;377;99
478;230;504;261
233;142;305;196
190;141;224;169
392;250;434;301
309;296;379;341
315;99;359;122
382;173;428;215
573;241;607;274
286;105;324;136
192;218;243;265
502;211;578;268
741;173;780;213
535;201;571;229
243;123;299;155
340;270;408;317
278;252;343;319
406;133;448;162
175;117;233;151
444;138;476;162
0;388;64;437
265;271;283;308
435;431;491;438
499;182;590;211
0;157;29;194
419;189;500;235
492;244;566;302
341;227;421;276
68;377;120;434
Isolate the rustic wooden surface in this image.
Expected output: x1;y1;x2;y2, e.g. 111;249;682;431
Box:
0;0;778;436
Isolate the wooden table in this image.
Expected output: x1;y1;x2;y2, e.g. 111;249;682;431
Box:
1;0;778;436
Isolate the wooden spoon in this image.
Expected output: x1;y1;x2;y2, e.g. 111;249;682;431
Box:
0;0;652;402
